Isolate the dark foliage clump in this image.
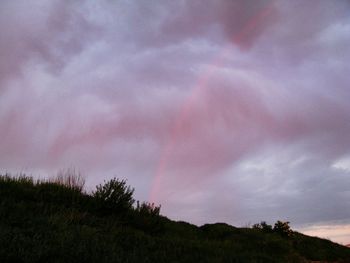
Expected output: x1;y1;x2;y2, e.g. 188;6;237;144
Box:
273;220;293;237
135;201;161;216
93;177;135;214
252;221;273;233
252;220;293;237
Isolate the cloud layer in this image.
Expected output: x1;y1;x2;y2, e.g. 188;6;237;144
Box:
1;0;350;243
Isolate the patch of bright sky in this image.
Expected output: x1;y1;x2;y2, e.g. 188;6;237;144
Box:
298;221;350;245
332;157;350;173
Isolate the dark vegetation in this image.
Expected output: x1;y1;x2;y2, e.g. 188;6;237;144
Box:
1;172;349;263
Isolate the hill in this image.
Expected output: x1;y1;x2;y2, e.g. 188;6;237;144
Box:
0;174;349;263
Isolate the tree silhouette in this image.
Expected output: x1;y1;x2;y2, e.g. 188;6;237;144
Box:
273;220;293;237
252;221;273;233
93;177;135;213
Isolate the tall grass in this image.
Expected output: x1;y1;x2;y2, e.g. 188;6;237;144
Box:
52;168;85;192
0;169;85;192
0;172;35;184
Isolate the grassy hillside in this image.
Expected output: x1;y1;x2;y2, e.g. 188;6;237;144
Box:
0;174;349;263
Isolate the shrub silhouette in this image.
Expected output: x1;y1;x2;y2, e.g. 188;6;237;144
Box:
131;201;163;234
273;220;293;237
252;221;273;233
252;220;293;237
93;177;135;214
135;201;161;216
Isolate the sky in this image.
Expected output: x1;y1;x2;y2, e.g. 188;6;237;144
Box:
1;0;350;244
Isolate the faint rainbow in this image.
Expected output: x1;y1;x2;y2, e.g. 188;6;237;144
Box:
149;1;276;203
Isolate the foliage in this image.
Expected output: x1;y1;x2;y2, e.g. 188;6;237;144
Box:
273;220;293;237
1;173;350;263
252;221;273;233
129;201;164;234
253;221;294;237
93;177;135;214
53;168;85;192
135;201;161;217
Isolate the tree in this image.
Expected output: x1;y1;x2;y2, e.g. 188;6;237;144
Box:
273;220;293;237
252;221;273;233
93;178;135;213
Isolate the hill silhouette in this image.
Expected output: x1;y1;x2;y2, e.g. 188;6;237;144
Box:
0;173;349;263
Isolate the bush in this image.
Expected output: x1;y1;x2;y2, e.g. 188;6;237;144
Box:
130;201;164;234
273;221;293;237
252;221;273;233
135;201;161;217
93;178;135;214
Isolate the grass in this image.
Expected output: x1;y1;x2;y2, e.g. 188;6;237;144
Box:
0;173;349;263
53;168;85;192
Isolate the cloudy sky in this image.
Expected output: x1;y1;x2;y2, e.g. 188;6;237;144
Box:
1;0;350;244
